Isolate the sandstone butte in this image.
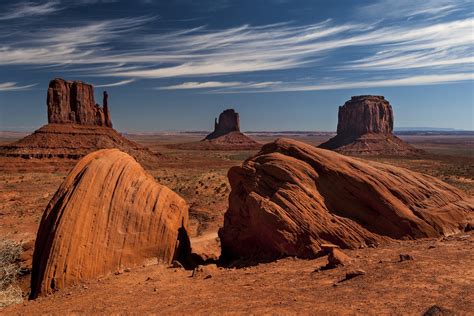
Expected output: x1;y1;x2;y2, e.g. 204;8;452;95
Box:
319;95;420;155
0;78;158;165
168;108;261;150
29;149;189;299
219;138;473;261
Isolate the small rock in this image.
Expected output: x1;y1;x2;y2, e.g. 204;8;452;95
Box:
399;254;414;262
123;268;131;272
153;288;158;292
192;264;218;279
423;305;452;316
326;248;352;268
320;243;340;252
145;277;153;281
344;269;366;280
428;245;436;249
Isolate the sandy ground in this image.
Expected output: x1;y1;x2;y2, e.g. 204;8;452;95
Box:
0;133;473;314
5;233;474;315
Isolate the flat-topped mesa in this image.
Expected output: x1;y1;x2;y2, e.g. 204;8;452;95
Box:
337;95;393;136
319;95;419;155
205;109;240;139
47;78;112;127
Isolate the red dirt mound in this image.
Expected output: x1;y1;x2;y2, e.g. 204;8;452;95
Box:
219;138;472;261
30;149;189;298
0;124;159;165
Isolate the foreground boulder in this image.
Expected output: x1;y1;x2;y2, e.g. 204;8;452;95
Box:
219;138;472;261
30;149;189;298
319;96;419;155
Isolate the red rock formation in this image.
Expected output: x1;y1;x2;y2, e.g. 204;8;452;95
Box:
219;138;472;261
47;78;112;127
205;109;240;140
30;149;189;298
0;78;158;166
319;96;418;155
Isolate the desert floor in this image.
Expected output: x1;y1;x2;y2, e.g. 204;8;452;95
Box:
1;133;473;314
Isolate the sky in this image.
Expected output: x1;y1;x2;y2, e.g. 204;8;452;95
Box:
0;0;473;132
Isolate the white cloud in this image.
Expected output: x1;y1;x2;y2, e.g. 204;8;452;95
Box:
0;82;37;91
158;81;282;90
94;79;135;87
0;1;472;90
0;1;61;21
242;73;474;93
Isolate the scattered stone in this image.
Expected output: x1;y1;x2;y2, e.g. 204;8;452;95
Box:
123;268;131;273
399;254;414;262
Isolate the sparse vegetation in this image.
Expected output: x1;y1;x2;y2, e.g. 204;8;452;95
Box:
0;240;23;308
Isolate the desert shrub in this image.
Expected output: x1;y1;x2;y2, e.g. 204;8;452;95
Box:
0;240;23;308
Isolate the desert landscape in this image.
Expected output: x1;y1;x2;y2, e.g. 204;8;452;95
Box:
1;1;473;315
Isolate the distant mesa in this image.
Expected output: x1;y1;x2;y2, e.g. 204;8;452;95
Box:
0;78;159;167
319;95;421;155
169;108;261;150
205;109;240;140
219;138;473;262
30;149;190;298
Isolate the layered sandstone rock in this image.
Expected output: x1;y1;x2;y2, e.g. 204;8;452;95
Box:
30;149;189;298
169;109;260;150
319;96;418;155
219;138;472;261
47;78;112;127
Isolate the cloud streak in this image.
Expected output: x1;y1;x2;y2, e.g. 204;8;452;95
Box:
0;0;472;91
0;82;38;91
94;79;136;87
0;1;61;21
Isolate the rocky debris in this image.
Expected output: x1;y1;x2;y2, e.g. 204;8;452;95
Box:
319;95;420;155
326;249;352;268
219;138;473;262
205;109;240;140
30;149;189;298
399;254;414;262
47;78;112;127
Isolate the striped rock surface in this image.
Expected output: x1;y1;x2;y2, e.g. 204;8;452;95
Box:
219;138;473;261
30;149;189;298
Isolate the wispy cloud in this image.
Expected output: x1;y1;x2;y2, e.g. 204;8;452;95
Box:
158;81;281;90
260;73;474;93
0;82;37;91
0;1;61;21
94;78;135;87
0;1;472;91
358;0;469;20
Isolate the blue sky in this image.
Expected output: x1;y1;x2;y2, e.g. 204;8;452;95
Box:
0;0;473;132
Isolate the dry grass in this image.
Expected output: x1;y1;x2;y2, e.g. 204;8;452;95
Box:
0;240;23;307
